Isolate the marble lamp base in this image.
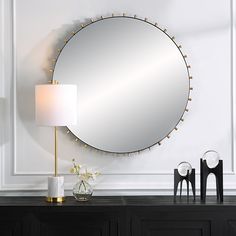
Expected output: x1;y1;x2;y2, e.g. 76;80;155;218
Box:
47;176;65;203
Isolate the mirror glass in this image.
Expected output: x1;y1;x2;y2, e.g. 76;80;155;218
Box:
53;16;190;153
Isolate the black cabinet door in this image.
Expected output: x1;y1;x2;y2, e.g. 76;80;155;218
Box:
222;209;236;236
30;208;122;236
128;207;216;236
0;208;25;236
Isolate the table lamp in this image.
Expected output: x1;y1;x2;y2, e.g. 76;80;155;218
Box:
35;80;77;203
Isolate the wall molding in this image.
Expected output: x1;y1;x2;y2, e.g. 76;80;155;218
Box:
12;0;236;177
0;0;236;194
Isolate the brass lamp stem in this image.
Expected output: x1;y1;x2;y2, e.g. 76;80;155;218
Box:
54;126;58;176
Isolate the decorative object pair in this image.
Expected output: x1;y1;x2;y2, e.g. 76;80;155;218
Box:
174;150;223;202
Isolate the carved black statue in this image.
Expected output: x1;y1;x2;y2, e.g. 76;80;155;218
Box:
174;168;196;202
200;158;223;202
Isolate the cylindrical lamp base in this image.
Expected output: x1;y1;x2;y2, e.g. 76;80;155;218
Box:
47;176;65;203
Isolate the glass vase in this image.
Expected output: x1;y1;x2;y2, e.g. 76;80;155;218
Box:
72;178;93;202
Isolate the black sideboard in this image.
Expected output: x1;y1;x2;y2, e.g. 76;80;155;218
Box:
0;196;236;236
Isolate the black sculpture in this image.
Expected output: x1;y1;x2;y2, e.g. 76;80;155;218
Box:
174;168;196;202
200;158;223;202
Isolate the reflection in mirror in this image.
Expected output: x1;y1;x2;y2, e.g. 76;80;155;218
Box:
53;16;191;153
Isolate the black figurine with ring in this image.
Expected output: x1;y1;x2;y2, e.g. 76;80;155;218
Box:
200;150;223;202
174;162;196;202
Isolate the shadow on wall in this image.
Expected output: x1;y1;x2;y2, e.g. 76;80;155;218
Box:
16;18;101;162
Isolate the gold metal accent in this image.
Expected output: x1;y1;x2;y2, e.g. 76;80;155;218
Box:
49;69;53;73
46;197;65;203
49;80;59;85
54;126;58;176
75;138;78;141
81;24;84;28
72;31;76;35
57;49;61;52
66;130;70;134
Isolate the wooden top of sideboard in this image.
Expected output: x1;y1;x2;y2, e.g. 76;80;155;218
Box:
0;196;236;207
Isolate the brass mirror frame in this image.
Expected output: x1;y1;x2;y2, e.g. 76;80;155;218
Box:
51;14;193;154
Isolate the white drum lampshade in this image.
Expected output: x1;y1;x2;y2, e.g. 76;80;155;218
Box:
35;84;77;126
35;82;77;203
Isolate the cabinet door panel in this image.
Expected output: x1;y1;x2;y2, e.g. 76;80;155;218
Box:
139;220;210;236
31;210;121;236
0;213;23;236
129;208;212;236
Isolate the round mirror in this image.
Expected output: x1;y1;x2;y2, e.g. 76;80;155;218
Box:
53;16;191;153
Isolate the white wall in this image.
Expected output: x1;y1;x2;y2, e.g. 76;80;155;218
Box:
0;0;236;195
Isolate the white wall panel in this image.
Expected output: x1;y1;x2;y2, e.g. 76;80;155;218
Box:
0;0;235;195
